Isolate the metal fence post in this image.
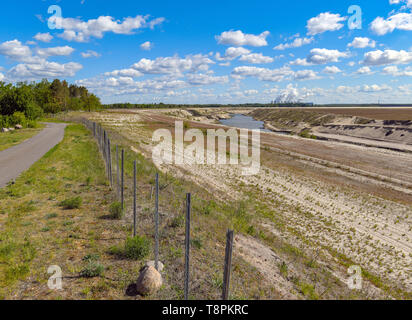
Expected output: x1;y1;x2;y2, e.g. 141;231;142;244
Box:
121;149;124;209
222;230;234;300
116;146;120;200
184;193;191;300
133;160;137;237
108;139;112;187
155;173;159;271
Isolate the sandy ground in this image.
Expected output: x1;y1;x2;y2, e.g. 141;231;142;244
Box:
85;109;412;298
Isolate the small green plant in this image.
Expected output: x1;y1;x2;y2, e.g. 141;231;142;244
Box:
170;214;184;228
109;201;123;219
85;176;92;186
211;275;223;289
80;261;104;278
202;200;216;215
124;236;151;260
299;283;319;300
82;253;100;262
190;238;202;250
246;225;257;236
45;213;58;219
279;261;288;277
59;197;82;209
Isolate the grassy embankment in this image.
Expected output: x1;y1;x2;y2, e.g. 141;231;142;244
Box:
0;122;274;300
0;126;44;152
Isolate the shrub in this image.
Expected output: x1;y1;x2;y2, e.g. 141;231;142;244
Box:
26;120;40;128
109;201;123;219
124;236;151;260
10;112;26;127
0;115;10;128
59;196;82;209
24;101;44;120
80;261;104;278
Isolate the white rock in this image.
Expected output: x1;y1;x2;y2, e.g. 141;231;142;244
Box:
1;128;9;133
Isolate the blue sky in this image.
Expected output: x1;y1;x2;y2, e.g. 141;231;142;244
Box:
0;0;412;104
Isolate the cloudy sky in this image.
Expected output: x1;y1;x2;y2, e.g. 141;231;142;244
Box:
1;0;412;104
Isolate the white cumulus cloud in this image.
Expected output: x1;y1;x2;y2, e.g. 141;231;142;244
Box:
140;41;153;51
370;12;412;35
363;49;412;65
239;53;274;64
348;37;376;48
34;32;53;43
274;37;314;50
216;30;270;47
306;12;346;36
55;15;165;42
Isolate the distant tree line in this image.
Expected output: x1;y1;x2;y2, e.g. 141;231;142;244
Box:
103;102;315;109
0;79;101;129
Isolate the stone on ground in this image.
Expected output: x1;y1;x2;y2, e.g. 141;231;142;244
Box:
136;266;163;296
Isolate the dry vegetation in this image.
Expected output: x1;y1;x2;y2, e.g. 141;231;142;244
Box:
1;107;411;300
80;108;411;299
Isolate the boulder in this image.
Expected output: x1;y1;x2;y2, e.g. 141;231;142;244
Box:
15;124;23;130
8;128;15;131
145;260;164;272
136;266;163;296
1;128;9;133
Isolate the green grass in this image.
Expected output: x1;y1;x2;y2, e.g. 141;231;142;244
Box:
0;127;43;151
59;196;82;209
0;124;109;297
109;236;151;261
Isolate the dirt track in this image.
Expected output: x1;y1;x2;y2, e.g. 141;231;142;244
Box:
0;123;67;188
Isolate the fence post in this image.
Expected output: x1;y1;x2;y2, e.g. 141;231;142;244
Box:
155;173;159;271
133;160;137;237
184;193;191;300
116;146;120;200
222;230;234;300
121;149;124;209
108;139;112;187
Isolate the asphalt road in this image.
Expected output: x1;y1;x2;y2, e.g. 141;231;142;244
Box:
0;123;67;189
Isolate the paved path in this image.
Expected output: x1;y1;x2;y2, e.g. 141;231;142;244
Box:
0;123;67;188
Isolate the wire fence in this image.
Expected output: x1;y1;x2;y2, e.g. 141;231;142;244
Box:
82;118;235;300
